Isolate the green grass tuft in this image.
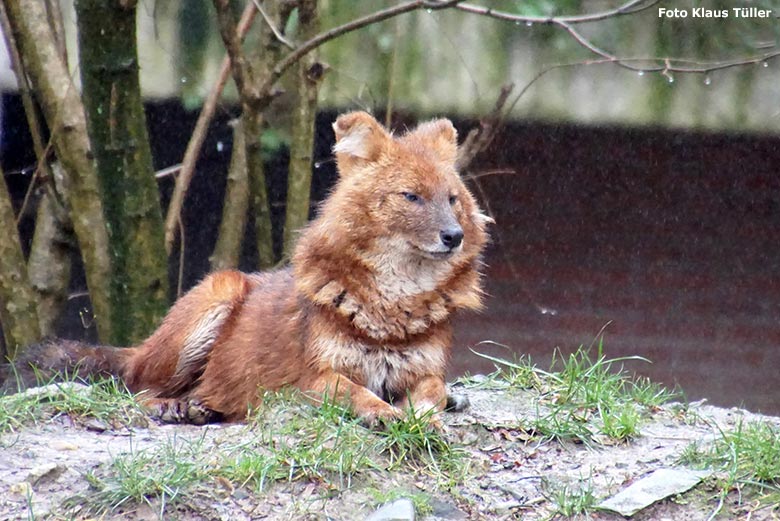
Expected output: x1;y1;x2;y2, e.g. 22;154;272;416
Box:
473;338;677;444
81;435;210;513
543;476;598;518
0;376;145;433
377;403;465;481
682;419;780;484
680;418;780;515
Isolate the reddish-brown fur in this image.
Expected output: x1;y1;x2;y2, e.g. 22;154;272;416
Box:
9;112;491;426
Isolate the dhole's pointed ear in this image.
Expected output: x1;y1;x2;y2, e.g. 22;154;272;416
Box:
413;119;458;164
332;111;389;166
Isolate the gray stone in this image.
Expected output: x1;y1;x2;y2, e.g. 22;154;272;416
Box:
365;498;415;521
598;468;712;517
429;497;467;520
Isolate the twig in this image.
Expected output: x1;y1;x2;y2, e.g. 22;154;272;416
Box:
155;164;182;179
463;169;517;181
456;82;514;172
67;291;90;301
556;20;618;61
164;0;257;254
252;0;294;49
16;141;55;225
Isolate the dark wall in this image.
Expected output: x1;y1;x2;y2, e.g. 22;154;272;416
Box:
453;122;780;414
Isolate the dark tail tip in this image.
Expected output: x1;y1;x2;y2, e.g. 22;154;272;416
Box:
0;339;124;394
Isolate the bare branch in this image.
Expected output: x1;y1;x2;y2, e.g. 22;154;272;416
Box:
622;50;780;74
266;0;462;92
449;0;659;25
453;1;780;76
556;20;618;61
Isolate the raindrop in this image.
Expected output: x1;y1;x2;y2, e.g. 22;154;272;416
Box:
181;77;187;84
216;141;224;152
315;158;335;169
526;20;533;27
704;76;711;86
667;75;674;83
637;70;645;77
515;20;521;26
425;8;432;13
762;61;769;68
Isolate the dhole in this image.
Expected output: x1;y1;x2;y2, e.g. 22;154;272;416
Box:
4;112;492;426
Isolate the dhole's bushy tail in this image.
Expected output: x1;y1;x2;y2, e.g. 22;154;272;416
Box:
0;339;131;394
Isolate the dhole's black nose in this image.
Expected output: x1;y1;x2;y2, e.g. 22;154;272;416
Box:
440;227;464;249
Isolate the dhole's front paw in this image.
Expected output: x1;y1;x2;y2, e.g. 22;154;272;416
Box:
358;404;404;429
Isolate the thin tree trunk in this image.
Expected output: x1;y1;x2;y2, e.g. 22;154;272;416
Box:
4;0;114;342
75;0;168;345
0;165;41;359
28;185;73;338
210;119;249;271
283;0;323;257
244;110;275;268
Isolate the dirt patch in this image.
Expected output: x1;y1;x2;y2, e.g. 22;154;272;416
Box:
1;382;778;520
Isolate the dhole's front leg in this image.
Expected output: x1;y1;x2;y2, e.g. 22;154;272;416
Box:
396;375;448;417
305;370;403;427
395;375;472;430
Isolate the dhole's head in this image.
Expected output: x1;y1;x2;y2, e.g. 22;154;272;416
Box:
323;111;491;265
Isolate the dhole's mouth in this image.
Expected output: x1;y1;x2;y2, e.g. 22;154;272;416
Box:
412;245;461;260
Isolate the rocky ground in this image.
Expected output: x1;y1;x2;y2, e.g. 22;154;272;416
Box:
1;378;779;520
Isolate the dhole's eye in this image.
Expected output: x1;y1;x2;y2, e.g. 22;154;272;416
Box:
402;192;421;203
449;195;458;205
